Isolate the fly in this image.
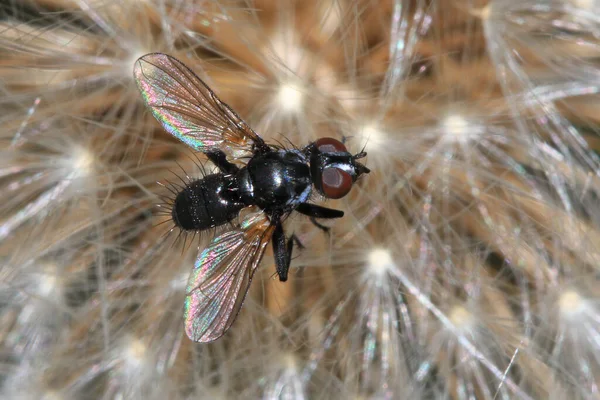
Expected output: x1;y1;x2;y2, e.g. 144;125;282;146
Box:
133;53;370;342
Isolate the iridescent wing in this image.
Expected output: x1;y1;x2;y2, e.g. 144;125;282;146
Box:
133;52;268;156
184;212;275;342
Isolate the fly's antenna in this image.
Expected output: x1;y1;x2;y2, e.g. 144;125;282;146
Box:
351;134;370;161
360;133;370;155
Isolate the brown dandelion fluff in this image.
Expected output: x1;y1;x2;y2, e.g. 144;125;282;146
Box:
2;0;600;399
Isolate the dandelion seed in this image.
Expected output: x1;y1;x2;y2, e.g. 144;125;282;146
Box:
121;336;149;371
359;124;387;154
35;263;62;300
263;352;306;400
169;270;189;291
441;113;482;145
448;305;475;333
277;82;304;112
68;147;95;178
366;248;394;278
558;290;587;319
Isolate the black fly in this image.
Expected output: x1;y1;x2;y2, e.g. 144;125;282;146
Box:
134;53;370;342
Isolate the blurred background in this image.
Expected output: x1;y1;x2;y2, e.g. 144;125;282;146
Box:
2;0;600;398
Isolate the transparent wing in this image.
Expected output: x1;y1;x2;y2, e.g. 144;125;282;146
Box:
133;52;267;155
184;212;275;342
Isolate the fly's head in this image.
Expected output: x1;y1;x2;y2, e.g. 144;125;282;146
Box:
307;137;370;199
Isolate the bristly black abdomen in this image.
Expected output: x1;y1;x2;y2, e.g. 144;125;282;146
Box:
172;174;244;231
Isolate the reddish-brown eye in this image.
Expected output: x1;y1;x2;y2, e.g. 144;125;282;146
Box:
315;137;347;153
321;167;353;199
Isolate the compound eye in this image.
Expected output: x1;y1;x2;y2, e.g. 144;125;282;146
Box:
315;137;347;153
321;167;353;199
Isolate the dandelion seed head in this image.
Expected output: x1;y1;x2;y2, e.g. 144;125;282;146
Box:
169;270;189;291
263;351;306;399
359;124;386;153
37;275;57;298
366;248;394;279
449;305;475;333
64;146;95;179
118;336;150;372
440;113;482;145
277;82;304;112
280;351;298;371
559;290;588;320
35;264;62;300
537;285;600;396
127;48;150;76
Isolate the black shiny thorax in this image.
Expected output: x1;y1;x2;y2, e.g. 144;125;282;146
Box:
237;150;312;212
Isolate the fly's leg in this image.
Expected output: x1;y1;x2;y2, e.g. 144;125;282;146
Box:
290;234;304;249
272;218;305;282
296;203;344;233
309;217;330;233
297;203;344;219
272;218;289;281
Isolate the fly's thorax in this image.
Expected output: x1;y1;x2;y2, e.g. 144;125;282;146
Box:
235;168;255;206
244;150;312;211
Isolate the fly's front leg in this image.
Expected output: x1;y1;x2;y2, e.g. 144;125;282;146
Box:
296;203;344;233
206;150;239;174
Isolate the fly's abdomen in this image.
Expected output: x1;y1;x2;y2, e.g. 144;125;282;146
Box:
172;174;244;231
